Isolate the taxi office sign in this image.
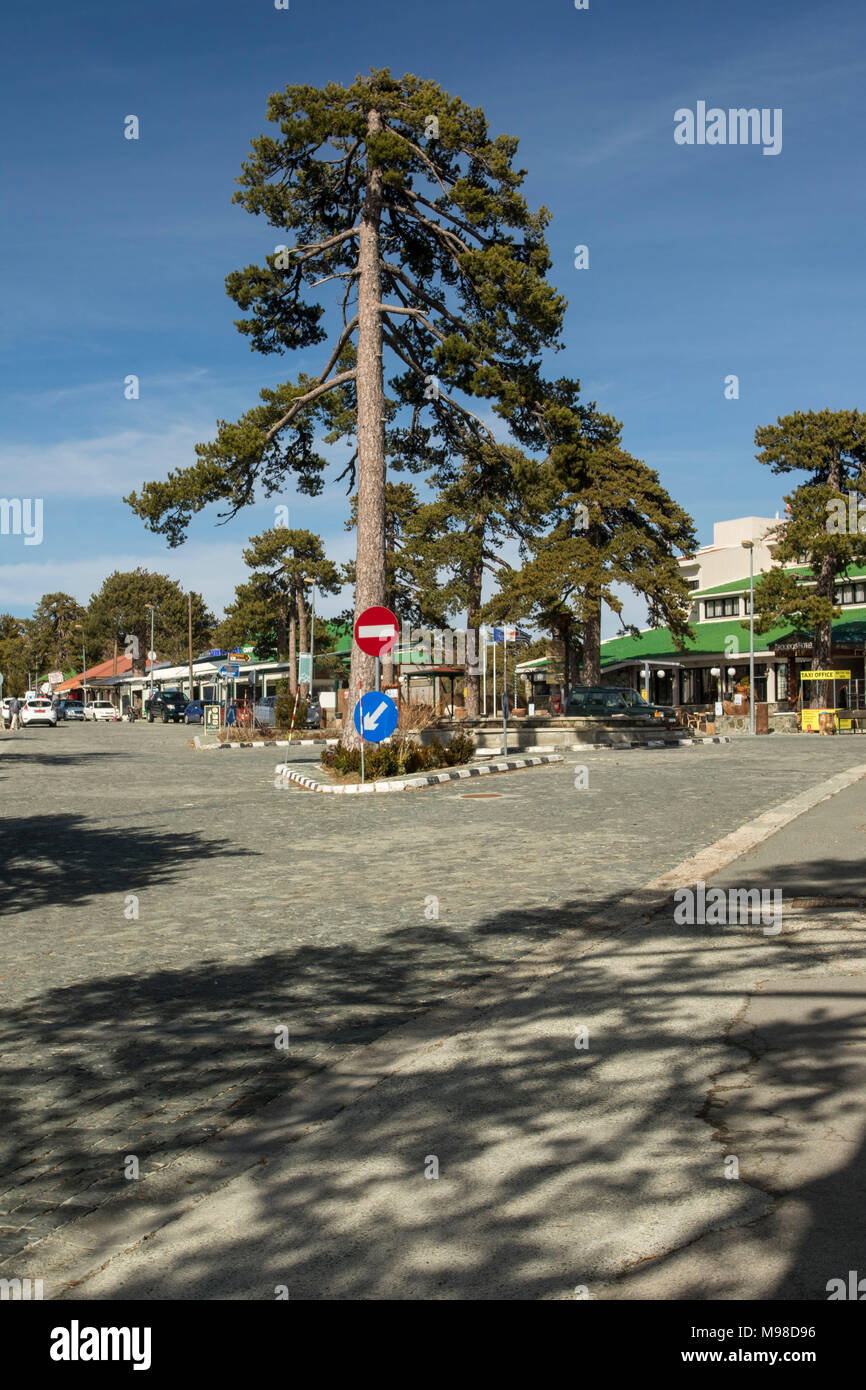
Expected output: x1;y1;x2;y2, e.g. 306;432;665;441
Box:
800;670;850;680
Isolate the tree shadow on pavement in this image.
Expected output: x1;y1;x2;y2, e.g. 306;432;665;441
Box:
3;856;866;1301
1;815;250;918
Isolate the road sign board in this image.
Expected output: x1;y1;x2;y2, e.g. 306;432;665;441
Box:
219;664;240;677
353;691;399;742
354;606;399;657
298;653;312;685
48;670;63;685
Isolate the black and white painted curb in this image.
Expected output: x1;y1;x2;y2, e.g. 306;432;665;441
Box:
194;735;337;751
274;753;564;794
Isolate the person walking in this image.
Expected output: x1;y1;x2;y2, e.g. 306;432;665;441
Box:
9;695;21;732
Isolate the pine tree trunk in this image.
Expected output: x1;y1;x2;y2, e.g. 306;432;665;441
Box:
463;529;484;718
558;619;571;710
344;108;387;748
381;507;395;690
582;598;602;684
277;613;287;663
288;614;297;696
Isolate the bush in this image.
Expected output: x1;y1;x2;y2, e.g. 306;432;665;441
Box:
320;731;475;780
274;678;306;731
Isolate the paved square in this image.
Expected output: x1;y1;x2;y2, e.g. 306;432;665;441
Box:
2;723;865;1267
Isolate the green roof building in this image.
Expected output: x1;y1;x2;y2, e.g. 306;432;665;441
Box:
600;517;866;707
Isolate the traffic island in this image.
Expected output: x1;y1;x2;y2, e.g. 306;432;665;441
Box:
273;753;564;794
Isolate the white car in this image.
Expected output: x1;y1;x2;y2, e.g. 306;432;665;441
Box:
84;700;119;721
21;698;58;727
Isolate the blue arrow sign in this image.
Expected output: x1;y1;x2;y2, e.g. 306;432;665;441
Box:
353;691;399;743
219;664;240;677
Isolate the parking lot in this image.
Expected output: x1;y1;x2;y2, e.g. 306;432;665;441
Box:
3;721;866;1280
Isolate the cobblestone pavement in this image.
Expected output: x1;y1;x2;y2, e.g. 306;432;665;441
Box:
1;722;865;1263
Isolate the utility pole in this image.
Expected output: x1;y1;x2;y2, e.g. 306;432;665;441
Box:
742;540;756;736
145;604;156;702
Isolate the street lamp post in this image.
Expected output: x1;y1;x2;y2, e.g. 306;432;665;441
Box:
741;540;756;736
145;604;156;705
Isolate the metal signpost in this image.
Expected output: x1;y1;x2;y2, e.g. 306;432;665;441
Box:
353;608;400;784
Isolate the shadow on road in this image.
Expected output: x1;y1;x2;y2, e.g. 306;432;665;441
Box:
2;849;865;1300
0;813;250;916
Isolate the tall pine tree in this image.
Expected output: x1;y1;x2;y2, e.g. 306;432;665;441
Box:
125;69;565;745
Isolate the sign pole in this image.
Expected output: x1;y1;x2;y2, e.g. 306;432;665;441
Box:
359;679;365;785
481;626;487;717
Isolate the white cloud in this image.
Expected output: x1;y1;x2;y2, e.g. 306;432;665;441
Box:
0;422;212;499
0;531;356;620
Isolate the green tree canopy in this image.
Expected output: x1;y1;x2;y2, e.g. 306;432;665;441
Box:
26;592;87;675
85;570;214;667
481;384;696;686
753;409;866;685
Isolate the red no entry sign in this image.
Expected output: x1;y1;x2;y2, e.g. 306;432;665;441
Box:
354;605;399;657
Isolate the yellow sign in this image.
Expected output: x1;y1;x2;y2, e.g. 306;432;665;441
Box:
801;670;850;680
801;708;848;731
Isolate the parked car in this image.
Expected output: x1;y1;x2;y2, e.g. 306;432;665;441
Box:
183;700;205;724
565;686;678;724
21;697;58;727
84;700;119;721
54;699;85;721
145;690;188;723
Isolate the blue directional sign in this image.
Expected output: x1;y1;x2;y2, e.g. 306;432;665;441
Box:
218;664;240;678
353;691;399;743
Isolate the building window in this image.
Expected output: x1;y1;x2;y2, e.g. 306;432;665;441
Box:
704;597;740;619
833;584;866;605
775;664;788;701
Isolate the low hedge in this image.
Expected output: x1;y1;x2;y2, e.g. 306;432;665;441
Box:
321;731;475;780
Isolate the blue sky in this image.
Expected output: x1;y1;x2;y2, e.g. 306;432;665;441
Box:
1;0;863;634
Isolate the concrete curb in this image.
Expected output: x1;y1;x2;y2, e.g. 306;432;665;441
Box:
570;736;731;750
274;754;564;793
647;759;866;890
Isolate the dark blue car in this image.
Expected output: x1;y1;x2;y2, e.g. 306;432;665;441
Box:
183;700;205;724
